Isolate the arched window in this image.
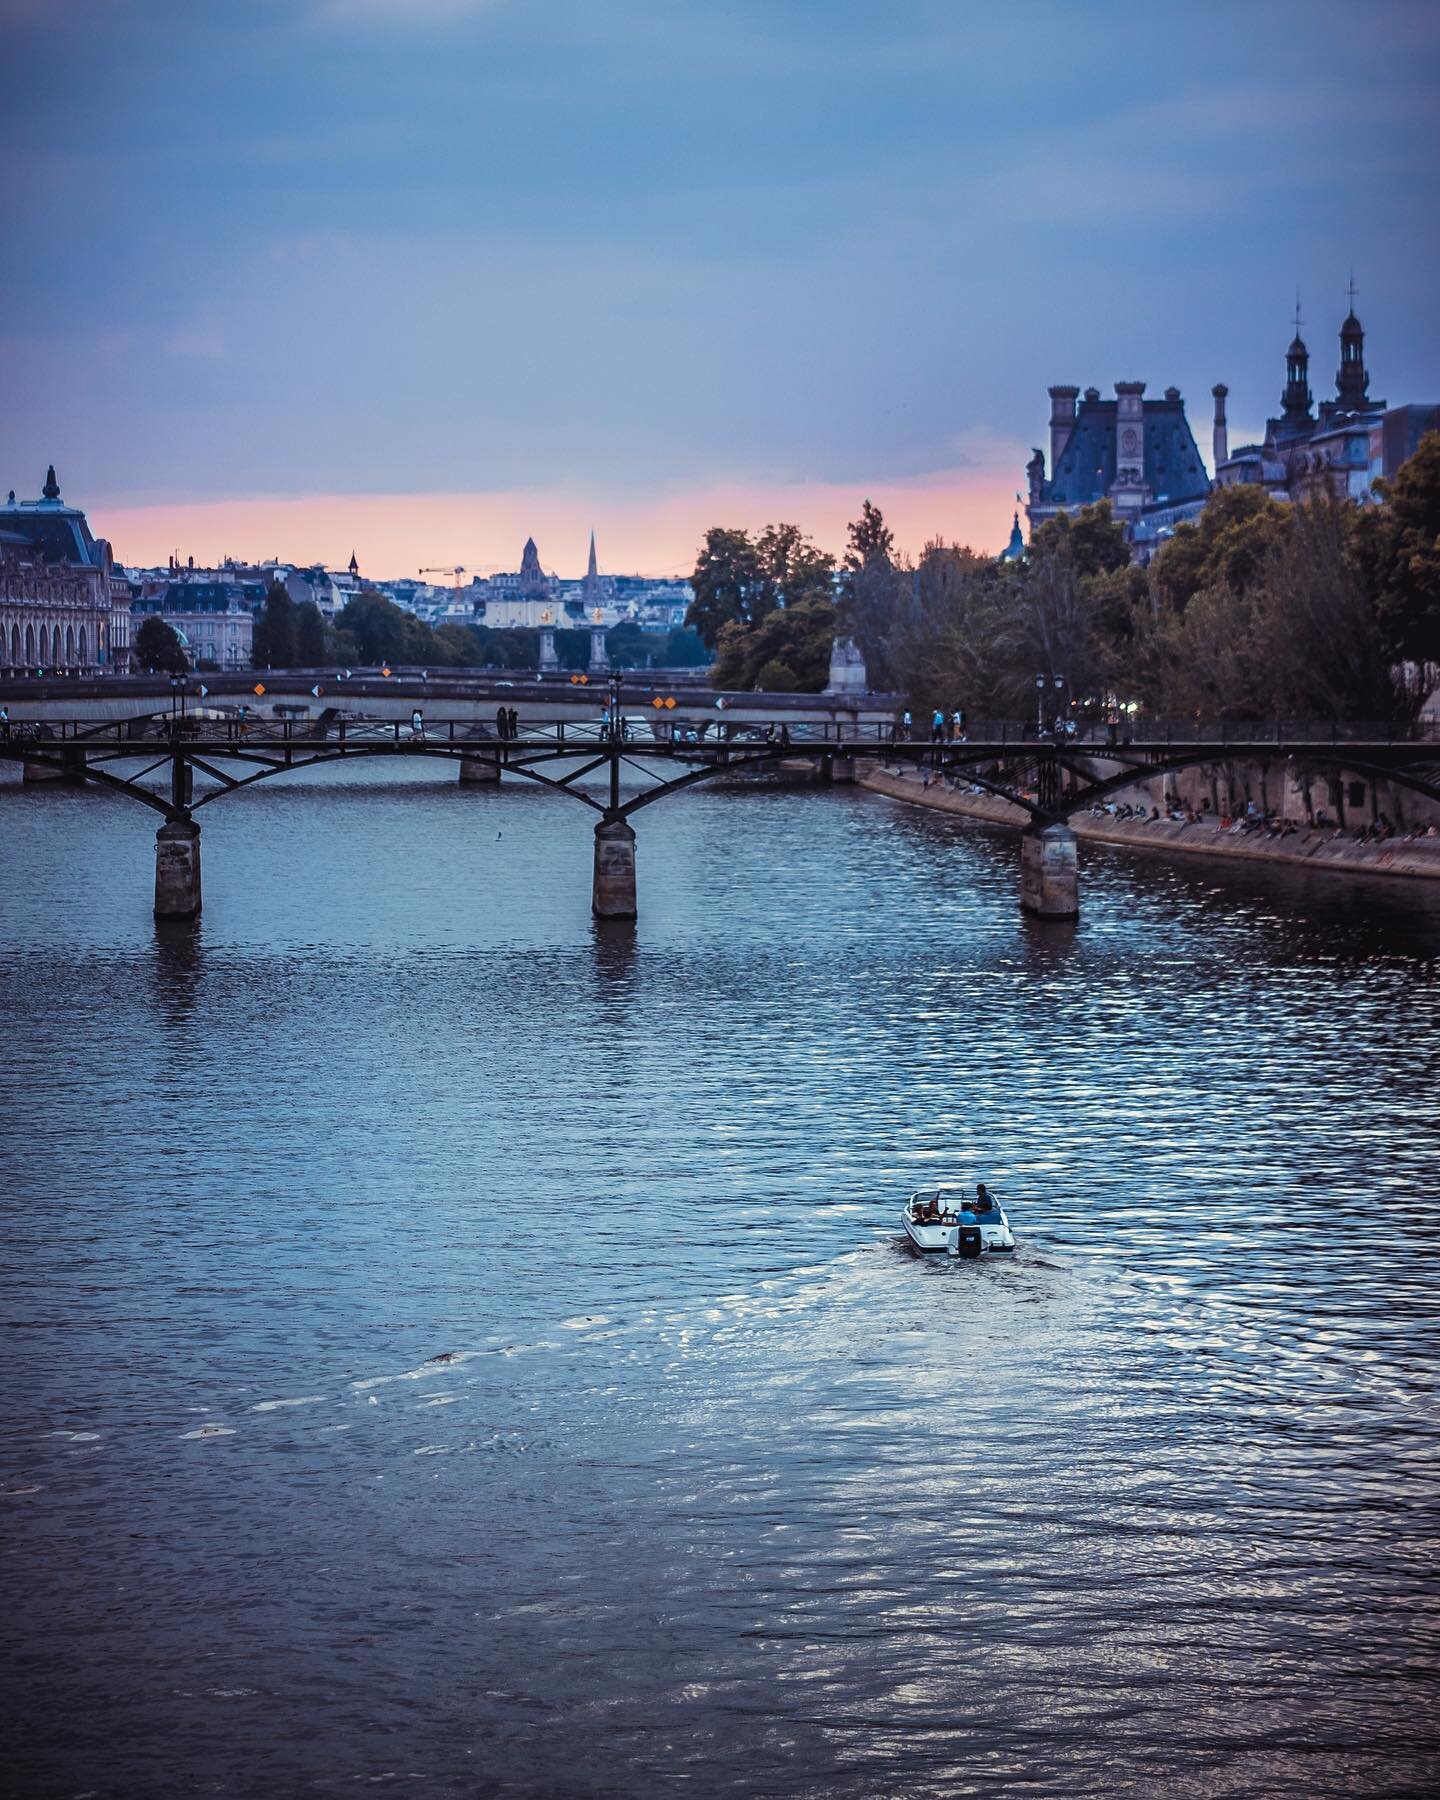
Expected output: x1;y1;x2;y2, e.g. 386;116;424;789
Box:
52;625;63;665
25;623;35;663
65;625;75;664
8;624;17;664
78;626;88;665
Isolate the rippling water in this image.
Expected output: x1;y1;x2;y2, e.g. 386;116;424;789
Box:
3;761;1438;1798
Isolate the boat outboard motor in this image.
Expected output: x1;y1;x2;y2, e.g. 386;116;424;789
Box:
949;1222;983;1259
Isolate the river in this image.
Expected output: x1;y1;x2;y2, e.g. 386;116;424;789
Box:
3;761;1438;1798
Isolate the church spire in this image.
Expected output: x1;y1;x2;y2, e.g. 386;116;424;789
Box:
586;530;597;582
1280;297;1313;433
1335;273;1370;412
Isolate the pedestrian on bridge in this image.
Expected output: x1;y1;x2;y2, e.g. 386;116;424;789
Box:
495;705;508;740
931;708;945;742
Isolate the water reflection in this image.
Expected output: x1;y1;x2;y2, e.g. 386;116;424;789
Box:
150;915;205;1026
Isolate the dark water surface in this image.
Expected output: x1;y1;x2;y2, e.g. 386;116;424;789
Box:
3;763;1439;1799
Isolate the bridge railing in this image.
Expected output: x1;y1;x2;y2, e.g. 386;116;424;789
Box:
2;714;1435;751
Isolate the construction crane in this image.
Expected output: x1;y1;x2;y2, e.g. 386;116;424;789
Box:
421;565;468;596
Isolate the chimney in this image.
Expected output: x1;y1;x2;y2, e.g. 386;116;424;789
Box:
1211;384;1229;470
1047;386;1080;470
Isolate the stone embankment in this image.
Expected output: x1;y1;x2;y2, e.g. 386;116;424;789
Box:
859;766;1440;882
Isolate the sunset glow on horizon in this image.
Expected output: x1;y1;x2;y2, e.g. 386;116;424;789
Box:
92;467;1026;579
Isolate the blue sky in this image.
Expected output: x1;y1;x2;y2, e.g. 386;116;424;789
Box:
3;0;1437;571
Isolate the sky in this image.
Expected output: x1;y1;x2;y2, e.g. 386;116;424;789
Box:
3;0;1438;577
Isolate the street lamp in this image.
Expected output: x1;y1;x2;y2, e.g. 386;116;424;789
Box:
1035;672;1065;736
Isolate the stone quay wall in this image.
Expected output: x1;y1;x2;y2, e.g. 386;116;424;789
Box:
859;765;1440;883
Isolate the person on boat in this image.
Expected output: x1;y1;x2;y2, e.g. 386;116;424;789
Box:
974;1183;992;1214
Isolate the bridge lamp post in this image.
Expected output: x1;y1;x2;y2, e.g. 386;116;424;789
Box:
1035;672;1065;737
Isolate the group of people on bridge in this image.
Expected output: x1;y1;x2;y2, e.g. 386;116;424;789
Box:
898;708;967;744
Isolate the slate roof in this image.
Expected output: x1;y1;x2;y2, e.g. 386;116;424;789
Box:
1040;394;1211;509
132;582;265;615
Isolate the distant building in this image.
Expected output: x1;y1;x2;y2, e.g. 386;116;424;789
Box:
1215;301;1437;502
284;565;347;619
473;536;648;630
131;576;265;669
1025;383;1213;562
1;466;126;672
999;513;1026;563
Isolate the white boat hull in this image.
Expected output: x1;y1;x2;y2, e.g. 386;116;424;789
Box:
902;1193;1016;1257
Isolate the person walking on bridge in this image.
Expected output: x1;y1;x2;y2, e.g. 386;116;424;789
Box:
931;707;945;742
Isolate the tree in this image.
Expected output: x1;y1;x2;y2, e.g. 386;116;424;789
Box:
870;541;1024;718
432;623;484;666
756;522;835;609
687;527;762;647
686;521;836;650
252;580;298;668
335;592;435;666
294;600;326;666
1354;429;1440;671
1259;495;1416;723
839;499;902;687
710;597;837;691
134;615;189;674
1147;484;1287;616
1030;500;1131;580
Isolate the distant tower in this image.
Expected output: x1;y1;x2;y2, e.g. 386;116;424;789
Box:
1279;302;1314;437
1336;278;1370;413
1000;512;1026;562
1211;384;1229;470
348;549;359;578
518;536;548;600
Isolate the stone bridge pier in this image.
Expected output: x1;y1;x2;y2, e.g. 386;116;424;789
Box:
458;748;501;784
593;814;637;918
1020;820;1078;920
155;816;202;917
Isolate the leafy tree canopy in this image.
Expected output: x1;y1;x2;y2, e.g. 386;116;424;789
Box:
686;522;835;647
1353;428;1440;668
1030;500;1131;580
1147;484;1288;615
134;614;189;674
251;580;298;668
711;597;837;692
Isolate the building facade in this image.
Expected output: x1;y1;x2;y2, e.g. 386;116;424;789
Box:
1025;383;1213;561
1;467;126;673
1215;305;1437;502
130;577;266;669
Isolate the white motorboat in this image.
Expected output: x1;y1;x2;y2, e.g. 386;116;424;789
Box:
903;1185;1016;1257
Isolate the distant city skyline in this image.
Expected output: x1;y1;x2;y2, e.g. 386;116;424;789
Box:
5;0;1438;571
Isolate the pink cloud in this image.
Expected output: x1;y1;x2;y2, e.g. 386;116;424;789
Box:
95;468;1024;579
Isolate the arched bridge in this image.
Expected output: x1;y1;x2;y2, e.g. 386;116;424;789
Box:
4;709;1437;923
